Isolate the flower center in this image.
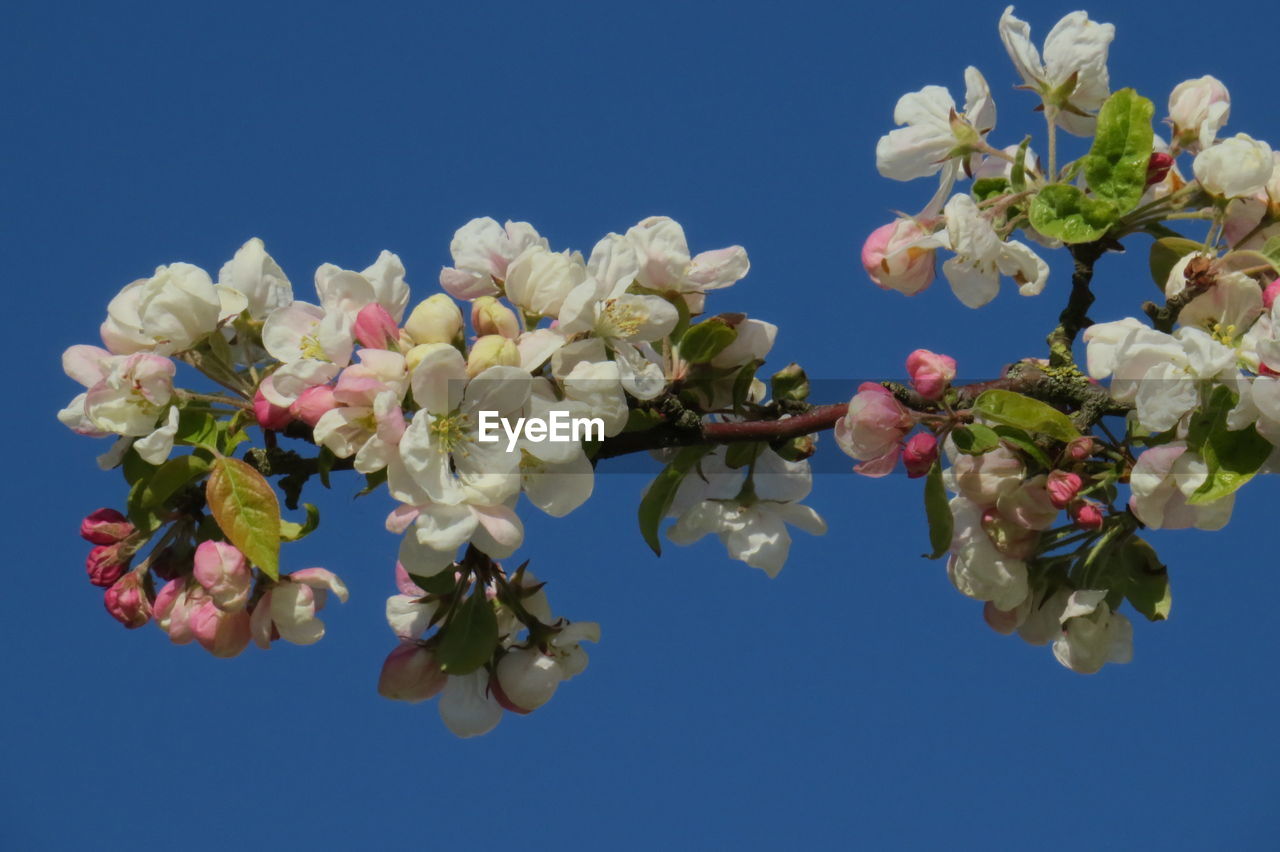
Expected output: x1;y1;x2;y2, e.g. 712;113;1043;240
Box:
598;299;645;338
299;333;329;361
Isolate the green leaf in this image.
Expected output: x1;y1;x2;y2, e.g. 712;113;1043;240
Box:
435;590;498;675
1029;184;1118;243
1010;137;1031;191
280;503;320;542
1185;385;1272;505
770;363;809;402
923;462;952;560
206;456;281;579
951;423;1001;455
623;408;664;433
973;389;1081;444
125;477;163;533
1261;236;1280;270
679;317;739;363
1120;537;1171;621
121;448;158;486
408;570;458;596
991;425;1054;470
972;177;1010;202
724;442;763;469
638;445;714;556
1083;88;1155;213
139;454;211;509
355;469;388;499
1149;237;1202;292
175;409;219;450
731;359;763;416
667;292;693;343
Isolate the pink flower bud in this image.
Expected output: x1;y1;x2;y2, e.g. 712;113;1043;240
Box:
983;600;1022;635
80;508;134;545
354;303;400;350
902;432;939;478
190;601;252;658
1264;278;1280;310
834;382;914;477
1066;436;1096;462
1072;500;1104;531
104;572;152;629
1146;152;1174;187
253;386;294;431
193;541;252;612
1046;470;1084;509
378;643;447;702
86;544;130;588
290;384;338;427
154;579;201;645
494;648;562;712
861;220;938;296
905;349;957;400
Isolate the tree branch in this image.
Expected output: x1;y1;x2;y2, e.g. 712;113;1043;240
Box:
1047;242;1106;367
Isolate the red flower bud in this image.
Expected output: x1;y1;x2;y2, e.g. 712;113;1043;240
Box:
86;544;130;588
1146;152;1174;186
80;508;133;545
253;386;294;431
902;432;939;478
104;572;153;629
1071;500;1104;531
1046;470;1084;509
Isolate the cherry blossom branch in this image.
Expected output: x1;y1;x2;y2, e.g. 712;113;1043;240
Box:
1048;242;1106;367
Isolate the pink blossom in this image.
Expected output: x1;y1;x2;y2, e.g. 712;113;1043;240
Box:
154;580;203;645
1066;436;1096;461
81;508;133;545
253;383;294;430
861;220;939;296
1265;279;1280;310
190;601;252;658
193;541;253;612
104;572;152;629
905;349;957;399
834;382;914;477
996;475;1059;530
902;432;939;478
354;303;400;350
378;643;447;702
290;384;338;427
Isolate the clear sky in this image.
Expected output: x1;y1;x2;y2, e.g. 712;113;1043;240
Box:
4;1;1277;849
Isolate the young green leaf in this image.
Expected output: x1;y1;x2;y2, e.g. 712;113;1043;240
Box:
280;503;320;542
638;445;714;555
951;423;1001;455
973;177;1011;202
1185;386;1272;505
206;456;282;579
139;454;211;509
973;389;1081;443
1148;237;1203;292
923;462;952;560
1028;184;1117;244
1083;88;1155;213
1120;537;1172;621
679;317;739;363
435;590;499;675
770;363;810;402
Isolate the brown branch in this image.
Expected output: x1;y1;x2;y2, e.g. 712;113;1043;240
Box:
1048;242;1106;367
593;404;847;459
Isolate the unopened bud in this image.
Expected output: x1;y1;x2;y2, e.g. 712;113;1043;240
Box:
378;643;447;702
862;220;938;296
905;349;957;400
1071;500;1104;530
253;384;294;430
104;572;152;629
493;648;561;712
86;543;130;588
1066;436;1096;462
193;541;252;612
290;384;338;427
353;303;400;350
466;334;520;378
405;294;464;345
190;601;252;658
470;296;520;339
81;508;133;545
1264;279;1280;310
983;600;1022;635
772;434;817;462
1146;152;1174;187
902;432;939;478
1046;470;1084;509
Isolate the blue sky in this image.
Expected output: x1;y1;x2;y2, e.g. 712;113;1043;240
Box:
4;1;1277;849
